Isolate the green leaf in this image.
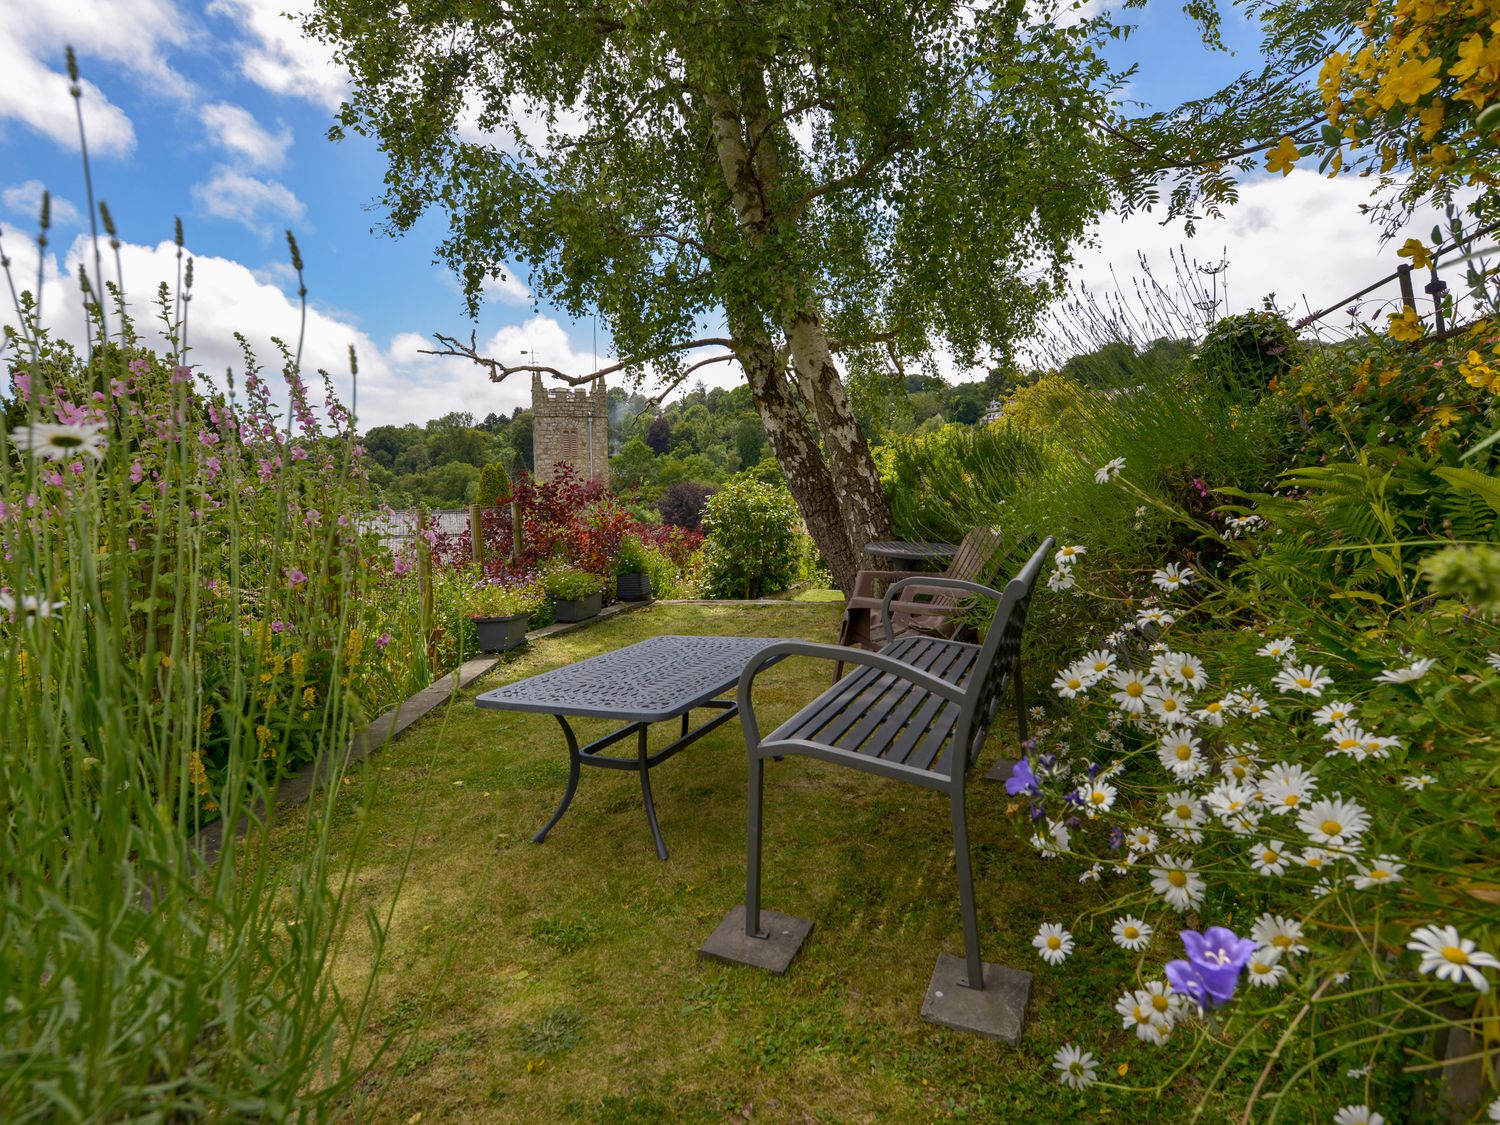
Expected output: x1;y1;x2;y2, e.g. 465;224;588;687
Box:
1432;466;1500;515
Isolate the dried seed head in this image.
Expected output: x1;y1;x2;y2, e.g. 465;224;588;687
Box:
39;191;51;231
99;201;116;238
65;46;79;85
348;345;358;376
184;257;194;290
174;217;184;247
285;229;303;272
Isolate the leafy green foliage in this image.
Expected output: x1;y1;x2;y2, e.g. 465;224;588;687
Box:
476;459;512;506
699;477;802;599
1194;308;1302;396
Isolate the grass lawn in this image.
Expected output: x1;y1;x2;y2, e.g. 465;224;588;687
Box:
288;604;1245;1122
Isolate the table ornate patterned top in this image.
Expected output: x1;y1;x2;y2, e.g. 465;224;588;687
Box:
474;634;795;723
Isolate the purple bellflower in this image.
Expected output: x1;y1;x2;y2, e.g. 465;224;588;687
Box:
1005;757;1040;796
1164;926;1258;1008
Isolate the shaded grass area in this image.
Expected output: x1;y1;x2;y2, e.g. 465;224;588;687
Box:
284;605;1244;1122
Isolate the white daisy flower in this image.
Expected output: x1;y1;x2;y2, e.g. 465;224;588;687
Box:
1374;657;1435;684
1136;606;1176;628
9;419;108;461
1115;989;1171;1043
0;592;67;619
1272;663;1334;697
1219;752;1257;785
1138;979;1183;1024
1333;1104;1385;1125
1054;544;1087;568
1111;916;1152;951
1348;855;1405;890
1149;854;1204;912
1361;734;1400;758
1047;569;1076;592
1151;563;1195;593
1251;914;1307;958
1146;685;1194;726
1297;848;1338;874
1259;764;1317;815
1032;922;1074;966
1053;1043;1098;1089
1162;791;1206;838
1245;950;1287;988
1077;649;1116;680
1157;734;1206;780
1110;668;1153;714
1323;720;1372;759
1311;700;1356;726
1400;774;1434;791
1079;782;1117;816
1256;637;1297;661
1347;1065;1372;1079
1194;698;1229;726
1124;826;1159;853
1297;795;1370;847
1251;840;1288;876
1171;655;1207;691
1240;693;1271;719
1486;653;1500;672
1407;925;1500;992
1078;863;1102;883
1486;1094;1500;1121
1053;666;1090;698
1094;457;1125;484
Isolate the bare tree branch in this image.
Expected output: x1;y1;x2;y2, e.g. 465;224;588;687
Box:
642;352;738;406
419;329;739;385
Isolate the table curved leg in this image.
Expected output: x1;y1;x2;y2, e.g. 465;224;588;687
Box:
638;725;669;861
533;714;582;844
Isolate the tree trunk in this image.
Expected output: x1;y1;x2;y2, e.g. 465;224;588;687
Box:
729;311;861;592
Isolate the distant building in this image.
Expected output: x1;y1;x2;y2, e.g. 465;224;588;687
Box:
979;399;1005;425
531;373;608;483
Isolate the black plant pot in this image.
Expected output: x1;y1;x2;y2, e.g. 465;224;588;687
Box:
473;613;530;653
616;571;652;601
551;591;602;623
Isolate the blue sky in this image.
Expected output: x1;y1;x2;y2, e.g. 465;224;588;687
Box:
0;1;1429;430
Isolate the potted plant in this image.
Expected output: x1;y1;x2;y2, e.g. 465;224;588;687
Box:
464;580;545;652
613;536;654;602
542;566;606;623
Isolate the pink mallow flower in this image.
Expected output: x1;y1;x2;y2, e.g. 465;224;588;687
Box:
284;567;308;587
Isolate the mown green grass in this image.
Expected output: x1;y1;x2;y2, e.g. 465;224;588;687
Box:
279;605;1251;1122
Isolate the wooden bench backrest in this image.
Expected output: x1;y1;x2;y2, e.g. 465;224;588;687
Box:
954;537;1053;775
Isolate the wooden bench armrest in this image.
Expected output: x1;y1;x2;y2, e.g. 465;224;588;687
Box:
736;640;968;749
850;568;911;599
879;577;1003;642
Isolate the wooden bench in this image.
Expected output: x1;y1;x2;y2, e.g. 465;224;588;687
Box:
699;538;1053;1042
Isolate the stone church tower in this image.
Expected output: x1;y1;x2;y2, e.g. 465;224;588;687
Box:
531;373;609;483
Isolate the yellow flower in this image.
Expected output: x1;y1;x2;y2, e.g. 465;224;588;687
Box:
1266;136;1302;176
1319;52;1350;98
1383;54;1444;104
255;724;273;745
199;704;215;733
1451;32;1499;83
291;652;305;677
1432;403;1463;427
1418;101;1446;139
188;750;209;789
302;686;318;706
1461;350;1497;387
1388;308;1425;341
1398;237;1434;269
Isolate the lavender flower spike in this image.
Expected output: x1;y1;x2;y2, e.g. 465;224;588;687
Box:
1165;926;1259;1008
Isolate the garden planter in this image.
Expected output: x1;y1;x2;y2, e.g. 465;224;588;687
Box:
616;571;652;601
551;591;602;623
472;613;531;653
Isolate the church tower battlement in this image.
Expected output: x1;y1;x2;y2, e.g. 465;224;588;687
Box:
531;373;608;483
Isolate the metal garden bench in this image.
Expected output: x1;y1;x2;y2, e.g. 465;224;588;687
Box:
699;538;1053;1042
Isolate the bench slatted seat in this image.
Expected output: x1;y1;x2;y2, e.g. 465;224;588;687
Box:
699;538;1054;1042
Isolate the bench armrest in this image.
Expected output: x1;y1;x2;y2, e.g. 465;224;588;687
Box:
850;568;911;599
879;576;1003;641
736;639;969;750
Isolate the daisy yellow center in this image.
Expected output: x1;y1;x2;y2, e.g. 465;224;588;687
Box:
1252;960;1273;974
1093;662;1108;672
1282;794;1300;806
1123;926;1139;939
1182;665;1197;678
1175;745;1192;761
1272;935;1292;949
1150;994;1170;1012
1133;1005;1149;1022
1441;945;1469;965
1205;703;1222;713
1262;849;1279;863
49;434;85;448
1295;676;1312;688
1321;819;1343;836
1175;804;1193;819
1337;738;1359;750
1090;791;1107;805
1369;869;1389;879
1047;935;1062;950
1231;765;1247;778
1167;870;1187;887
1306;855;1325;868
1126;683;1144;697
1161;699;1179;711
1068;678;1083;689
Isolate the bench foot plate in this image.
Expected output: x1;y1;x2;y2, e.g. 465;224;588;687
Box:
698;905;812;975
982;757;1018;785
921;952;1031;1043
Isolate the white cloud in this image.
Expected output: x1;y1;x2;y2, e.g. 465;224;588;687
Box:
0;0;199;156
208;0;350;111
192;169;307;237
200;102;292;169
2;181;81;228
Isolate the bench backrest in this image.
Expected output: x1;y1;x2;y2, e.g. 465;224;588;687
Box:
953;537;1054;776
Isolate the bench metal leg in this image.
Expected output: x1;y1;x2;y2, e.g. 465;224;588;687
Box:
533;715;583;844
951;789;984;991
638;725;669;861
745;754;766;938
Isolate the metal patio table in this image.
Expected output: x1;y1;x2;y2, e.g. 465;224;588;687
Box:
864;539;959;571
475;634;793;860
